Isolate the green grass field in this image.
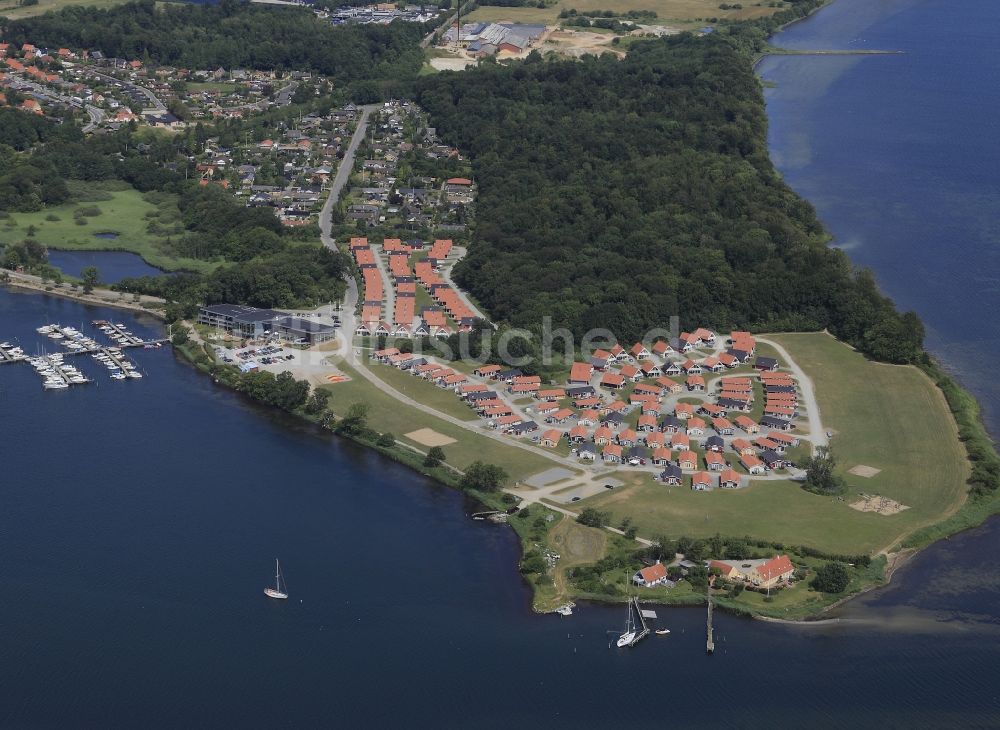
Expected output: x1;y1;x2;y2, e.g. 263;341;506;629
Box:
322;362;569;482
1;188;215;274
0;0;131;18
367;360;479;422
185;82;239;94
572;333;970;555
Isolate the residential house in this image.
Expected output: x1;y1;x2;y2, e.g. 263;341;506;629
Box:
540;429;562;448
691;472;713;491
750;555;795;588
659;463;683;485
602;443;622;464
705;451;726;471
678;450;697;471
719;468;741;489
740;454;766;475
686;417;706;437
633;561;669;588
755;357;779;372
600;372;625;390
651;447;672;466
569;362;593;384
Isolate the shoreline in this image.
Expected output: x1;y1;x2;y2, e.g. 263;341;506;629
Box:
8;265;995;623
3;274;167;320
169;329;1000;623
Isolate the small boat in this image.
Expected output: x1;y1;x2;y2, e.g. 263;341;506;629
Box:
264;559;288;600
656;629;670;636
615;584;649;648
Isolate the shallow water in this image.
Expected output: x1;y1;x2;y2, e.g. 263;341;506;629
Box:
46;250;164;284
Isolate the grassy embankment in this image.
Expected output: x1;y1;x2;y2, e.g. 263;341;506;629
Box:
0;183;215;274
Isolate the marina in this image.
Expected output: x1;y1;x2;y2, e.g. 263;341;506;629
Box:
1;320;167;388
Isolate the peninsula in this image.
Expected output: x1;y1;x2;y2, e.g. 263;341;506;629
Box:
1;0;997;622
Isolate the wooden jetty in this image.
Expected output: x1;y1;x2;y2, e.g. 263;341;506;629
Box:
706;595;715;655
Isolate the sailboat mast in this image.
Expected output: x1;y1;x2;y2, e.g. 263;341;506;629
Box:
275;559;280;590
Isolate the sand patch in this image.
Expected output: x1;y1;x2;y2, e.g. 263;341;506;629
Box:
850;494;909;515
429;57;477;71
849;465;882;478
405;428;456;447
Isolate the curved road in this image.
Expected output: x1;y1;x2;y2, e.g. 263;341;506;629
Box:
756;336;827;455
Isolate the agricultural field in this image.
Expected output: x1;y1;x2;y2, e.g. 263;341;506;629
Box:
466;0;787;28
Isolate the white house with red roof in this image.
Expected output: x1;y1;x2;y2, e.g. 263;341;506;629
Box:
632;561;670;588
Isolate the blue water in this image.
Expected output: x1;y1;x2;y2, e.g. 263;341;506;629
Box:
2;0;1000;726
760;0;1000;431
47;250;164;285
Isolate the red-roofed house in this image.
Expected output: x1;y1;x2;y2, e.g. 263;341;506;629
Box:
740;454;766;475
540;429;562;448
751;555;795;588
691;472;713;491
705;451;726;471
632;561;669;588
720;468;741;489
602;443;622;463
600;372;625;390
569;361;593;384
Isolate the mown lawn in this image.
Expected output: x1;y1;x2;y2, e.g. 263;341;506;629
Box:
321;362;568;482
366;360;479;421
573;333;970;555
1;188;215;273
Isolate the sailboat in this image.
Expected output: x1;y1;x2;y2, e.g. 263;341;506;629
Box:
264;559;288;600
617;598;638;647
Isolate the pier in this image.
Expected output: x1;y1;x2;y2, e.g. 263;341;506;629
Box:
706;595;715;655
0;342;28;363
1;320;168;388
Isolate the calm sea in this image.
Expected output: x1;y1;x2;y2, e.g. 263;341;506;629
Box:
0;0;999;726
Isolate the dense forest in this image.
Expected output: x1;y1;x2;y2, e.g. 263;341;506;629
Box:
4;0;427;97
416;34;924;363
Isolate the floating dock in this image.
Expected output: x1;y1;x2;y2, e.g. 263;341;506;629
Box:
2;321;167;387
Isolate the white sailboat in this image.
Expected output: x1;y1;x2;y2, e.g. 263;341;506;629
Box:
617;598;638;647
264;559;288;600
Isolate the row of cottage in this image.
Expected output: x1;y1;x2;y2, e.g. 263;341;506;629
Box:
633;554;796;590
352;237;476;338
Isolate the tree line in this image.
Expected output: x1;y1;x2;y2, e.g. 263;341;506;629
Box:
415;35;924;364
4;0;428;99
